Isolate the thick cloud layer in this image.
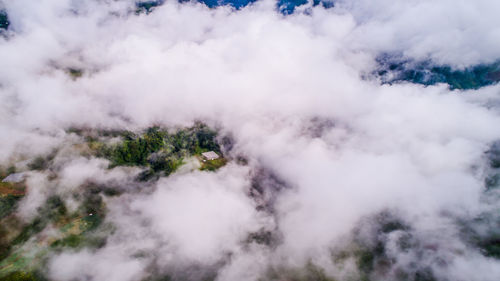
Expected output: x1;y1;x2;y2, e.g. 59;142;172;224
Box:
1;0;500;280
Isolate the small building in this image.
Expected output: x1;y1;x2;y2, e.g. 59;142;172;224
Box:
201;151;219;161
2;172;26;183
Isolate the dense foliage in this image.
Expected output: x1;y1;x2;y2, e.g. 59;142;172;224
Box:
0;188;109;279
4;122;499;280
96;123;222;179
0;271;47;281
0;11;8;31
135;0;165;14
375;56;500;90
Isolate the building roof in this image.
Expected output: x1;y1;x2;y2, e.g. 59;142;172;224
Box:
2;172;26;183
201;151;219;160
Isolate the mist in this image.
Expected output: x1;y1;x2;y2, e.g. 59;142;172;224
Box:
1;0;500;280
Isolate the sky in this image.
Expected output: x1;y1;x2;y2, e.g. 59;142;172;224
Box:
1;0;500;280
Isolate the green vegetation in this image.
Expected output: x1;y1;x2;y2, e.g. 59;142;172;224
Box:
4;166;16;177
263;262;337;281
50;209;108;251
9;218;47;249
78;191;106;232
80;123;224;178
351;215;411;280
2;196;69;257
199;157;227;171
0;271;47;281
111;127;168;167
376;57;500;90
135;1;164;14
477;236;500;258
50;233;107;250
0;123;225;278
144;275;173;281
457;192;500;259
327;212;436;281
464;142;500;258
66;127;127;139
0;11;8;31
53;234;82;248
0;166;16;182
0;196;21;220
346;241;390;281
0;182;25;262
485;173;500;191
27;153;56;171
246;230;275;246
0;181;25;220
67;68;83;79
460;215;500;259
487;142;500;169
0;190;108;279
0;244;49;279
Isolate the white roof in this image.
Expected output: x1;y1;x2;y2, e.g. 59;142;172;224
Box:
2;172;26;183
201;151;219;160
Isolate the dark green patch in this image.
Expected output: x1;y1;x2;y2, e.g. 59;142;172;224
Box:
143;275;172;281
200;157;227;171
375;56;500;90
0;196;21;220
8;218;46;253
0;190;109;275
478;236;500;258
263;262;337;281
414;268;437;281
67;68;83;79
456;214;500;259
111;127;168;167
346;212;413;280
27;151;57;171
379;219;408;234
51;234;82;248
67;127;129;139
1;196;68;261
488;142;500;169
354;245;378;276
0;11;9;31
397;232;415;252
79;192;106;232
375;211;410;234
246;230;276;246
135;1;164;14
485;174;500;191
0;271;47;281
79;123;223;178
6;166;16;176
39;196;67;221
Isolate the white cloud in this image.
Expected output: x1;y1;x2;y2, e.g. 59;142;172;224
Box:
1;0;500;280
